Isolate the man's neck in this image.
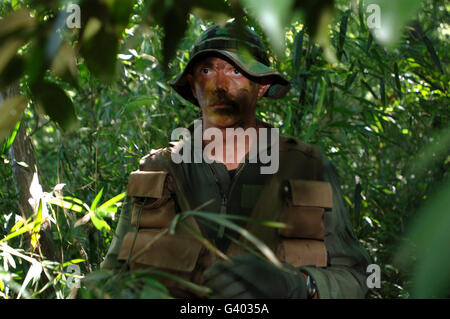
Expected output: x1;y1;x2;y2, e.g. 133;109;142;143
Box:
202;118;262;170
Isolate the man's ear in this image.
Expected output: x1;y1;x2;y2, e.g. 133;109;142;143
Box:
257;83;271;98
187;74;197;99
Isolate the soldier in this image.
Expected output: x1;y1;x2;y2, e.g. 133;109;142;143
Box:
101;22;371;299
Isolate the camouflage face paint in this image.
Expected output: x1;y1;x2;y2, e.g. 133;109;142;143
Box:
188;56;262;129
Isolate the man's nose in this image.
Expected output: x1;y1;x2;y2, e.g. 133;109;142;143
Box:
214;70;228;92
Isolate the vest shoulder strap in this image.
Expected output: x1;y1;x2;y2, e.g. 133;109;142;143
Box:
280;135;322;160
279;136;324;181
137;141;191;212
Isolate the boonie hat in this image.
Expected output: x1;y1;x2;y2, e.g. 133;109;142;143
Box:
169;22;291;106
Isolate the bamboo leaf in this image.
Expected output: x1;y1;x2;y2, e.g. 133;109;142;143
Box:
98;192;125;211
61;259;85;269
10;217;28;233
89;211;111;232
344;72;358;90
30;200;43;250
393;62;402;99
293;28;304;77
138;268;212;297
47;197;85;213
90;188;104;212
338;10;350;61
380;77;386;106
177;211;283;267
1;120;21;156
18;262;42;299
1;220;35;242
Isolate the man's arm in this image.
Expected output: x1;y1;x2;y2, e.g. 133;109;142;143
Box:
299;154;371;298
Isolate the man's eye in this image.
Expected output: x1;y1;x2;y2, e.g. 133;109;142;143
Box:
232;69;241;75
201;68;210;74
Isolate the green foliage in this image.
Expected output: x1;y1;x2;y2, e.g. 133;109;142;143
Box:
0;0;448;299
395;178;450;298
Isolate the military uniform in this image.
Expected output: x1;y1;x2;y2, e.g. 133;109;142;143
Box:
101;22;371;298
101;119;370;298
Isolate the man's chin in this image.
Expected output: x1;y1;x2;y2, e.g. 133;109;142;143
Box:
206;114;240;128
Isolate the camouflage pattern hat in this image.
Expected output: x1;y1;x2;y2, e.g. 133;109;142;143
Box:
169;22;291;106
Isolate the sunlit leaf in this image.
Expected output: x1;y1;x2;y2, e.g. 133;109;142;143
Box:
48;197;85;213
1;219;34;242
4;251;16;269
18;262;42;299
61;259;85;268
10;218;25;233
1;120;21;156
30;200;43;250
90;211;111;232
90;188;104;212
98;192;125;211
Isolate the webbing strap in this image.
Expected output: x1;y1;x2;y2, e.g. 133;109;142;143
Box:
124;198;147;270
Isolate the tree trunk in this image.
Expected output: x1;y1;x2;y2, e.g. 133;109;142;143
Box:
5;85;58;262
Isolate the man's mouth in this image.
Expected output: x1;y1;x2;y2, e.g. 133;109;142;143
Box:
210;98;238;110
212;103;233;109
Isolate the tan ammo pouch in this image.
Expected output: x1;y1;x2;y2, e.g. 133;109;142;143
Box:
127;170;176;228
117;228;205;297
117;229;202;272
276;179;333;267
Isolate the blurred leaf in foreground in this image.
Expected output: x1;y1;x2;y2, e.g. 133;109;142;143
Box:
394;179;450;298
0;95;28;141
364;0;422;47
31;81;79;132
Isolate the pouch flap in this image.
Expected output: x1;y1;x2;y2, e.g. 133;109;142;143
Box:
118;229;202;272
127;171;168;198
279;207;325;240
131;200;176;228
276;239;327;267
289;179;332;208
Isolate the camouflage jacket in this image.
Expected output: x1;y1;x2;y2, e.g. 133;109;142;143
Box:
101;129;371;299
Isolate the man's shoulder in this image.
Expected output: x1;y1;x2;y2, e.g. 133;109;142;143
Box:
279;135;322;160
138;142;174;171
138;139;189;170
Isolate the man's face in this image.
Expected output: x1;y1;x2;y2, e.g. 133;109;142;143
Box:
188;56;270;128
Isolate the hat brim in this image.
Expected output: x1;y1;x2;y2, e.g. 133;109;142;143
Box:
168;49;291;106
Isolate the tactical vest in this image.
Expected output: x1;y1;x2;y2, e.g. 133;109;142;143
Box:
117;136;333;297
